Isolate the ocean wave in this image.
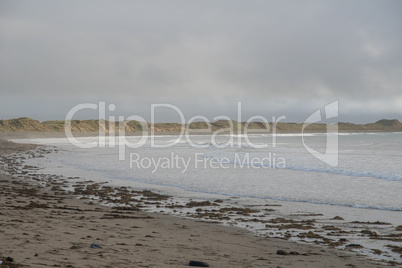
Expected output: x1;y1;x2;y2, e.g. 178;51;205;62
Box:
281;165;402;182
202;153;402;182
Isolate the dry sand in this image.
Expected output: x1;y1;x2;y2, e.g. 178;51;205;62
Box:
0;139;387;267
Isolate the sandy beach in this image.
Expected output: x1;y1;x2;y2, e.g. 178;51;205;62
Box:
0;138;393;267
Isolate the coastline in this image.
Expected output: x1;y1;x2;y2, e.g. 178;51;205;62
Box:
0;138;398;267
1;128;402;140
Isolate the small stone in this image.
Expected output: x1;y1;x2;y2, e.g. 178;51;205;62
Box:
276;249;289;255
346;244;363;248
361;229;377;236
89;243;102;249
189;260;209;267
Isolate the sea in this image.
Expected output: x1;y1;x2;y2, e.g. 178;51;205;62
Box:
11;132;402;263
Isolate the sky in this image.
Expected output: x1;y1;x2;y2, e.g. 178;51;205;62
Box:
0;0;401;123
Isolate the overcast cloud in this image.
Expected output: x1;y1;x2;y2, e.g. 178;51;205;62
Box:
0;0;401;123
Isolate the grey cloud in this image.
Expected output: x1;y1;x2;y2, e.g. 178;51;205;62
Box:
0;0;401;123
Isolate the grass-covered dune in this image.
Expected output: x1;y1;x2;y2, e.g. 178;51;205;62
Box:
0;117;401;133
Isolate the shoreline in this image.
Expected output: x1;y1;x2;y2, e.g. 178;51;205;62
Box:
0;138;400;267
1;129;402;140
